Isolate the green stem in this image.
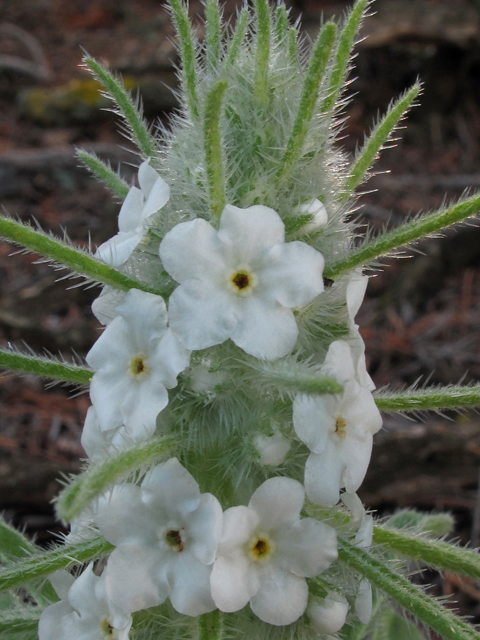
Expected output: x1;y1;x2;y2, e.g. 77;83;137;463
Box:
0;215;165;297
168;0;200;120
0;348;92;385
245;359;343;396
288;27;298;64
83;57;156;159
373;526;480;580
198;610;224;640
375;384;480;412
76;149;129;200
56;436;176;523
276;22;337;183
343;83;421;197
204;81;228;219
225;8;249;68
0;537;113;593
253;0;271;106
324;192;480;279
321;0;370;114
338;538;480;640
275;5;289;42
206;0;221;70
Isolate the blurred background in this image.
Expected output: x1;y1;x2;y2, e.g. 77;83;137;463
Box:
1;0;480;619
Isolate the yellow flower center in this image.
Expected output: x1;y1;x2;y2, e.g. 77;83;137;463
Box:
335;416;347;438
101;618;118;639
247;532;274;563
165;529;184;552
228;267;257;297
130;355;148;378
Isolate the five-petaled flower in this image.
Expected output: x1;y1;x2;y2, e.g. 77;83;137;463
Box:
210;476;338;626
159;204;325;360
96;161;170;267
93;458;223;617
293;340;382;506
86;289;190;436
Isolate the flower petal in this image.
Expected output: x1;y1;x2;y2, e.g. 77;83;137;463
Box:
219;505;259;551
250;567;308;626
346;273;368;323
141;457;201;517
159;218;226;284
168;279;237;350
91;287;126;326
120;375;168;435
150;329;190;389
210;552;259;613
138;161;160;200
89;368;130;432
115;289;168;346
38;602;75;640
49;571;75;601
230;296;298;360
292;394;333;454
142;175;170;219
261;241;324;308
305;448;344;507
249;477;304;529
117;187;145;233
96;230;143;267
94;484;157;546
169;555;216;616
307;593;349;634
339;434;373;495
105;544;168;613
86;317;131;373
188;493;223;565
276;518;337;577
67;564;102;618
321;340;356;385
217;204;285;262
355;579;373;624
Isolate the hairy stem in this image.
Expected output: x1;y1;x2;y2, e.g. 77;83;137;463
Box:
206;0;221;70
83;57;156;158
373;526;480;580
198;610;224;640
168;0;199;120
56;436;176;523
288;27;298;64
276;22;337;183
0;216;165;297
253;0;271;106
204;81;228;219
244;359;343;396
76;149;130;200
338;538;480;640
225;8;249;68
0;348;92;385
343;83;421;197
324;192;480;279
321;0;370;114
0;537;113;593
275;5;289;42
374;384;480;412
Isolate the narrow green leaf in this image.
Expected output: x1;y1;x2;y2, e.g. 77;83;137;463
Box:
321;0;370;114
288;27;298;64
204;81;228;219
56;436;176;523
0;216;166;297
0;348;92;386
275;5;289;42
225;8;249;68
168;0;200;120
324;192;480;280
253;0;271;105
0;537;113;593
343;83;421;197
338;538;480;640
374;384;480;412
76;149;129;200
205;0;221;70
373;526;480;581
83;57;156;158
277;21;337;182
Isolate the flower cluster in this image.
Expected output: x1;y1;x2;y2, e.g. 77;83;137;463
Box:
39;156;382;639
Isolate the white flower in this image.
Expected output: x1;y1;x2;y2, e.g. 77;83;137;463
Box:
96;161;170;267
345;272;375;391
210;477;337;626
355;579;373;624
92;288;126;326
86;289;190;435
93;458;222;617
38;564;132;640
253;429;291;466
293;198;328;234
293;340;382;506
159;204;325;360
307;592;349;634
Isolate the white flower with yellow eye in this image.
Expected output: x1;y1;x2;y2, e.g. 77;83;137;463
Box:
38;564;132;640
86;289;190;435
159;204;325;360
93;458;222;617
96;161;170;267
293;340;382;507
210;477;337;626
